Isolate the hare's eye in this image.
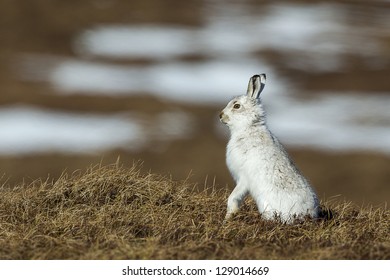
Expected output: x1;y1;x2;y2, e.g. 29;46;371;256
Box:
233;103;241;109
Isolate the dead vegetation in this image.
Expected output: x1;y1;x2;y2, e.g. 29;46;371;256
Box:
0;164;389;260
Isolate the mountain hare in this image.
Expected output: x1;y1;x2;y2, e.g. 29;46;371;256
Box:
219;74;319;223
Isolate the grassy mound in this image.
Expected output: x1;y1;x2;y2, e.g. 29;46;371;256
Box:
0;164;389;259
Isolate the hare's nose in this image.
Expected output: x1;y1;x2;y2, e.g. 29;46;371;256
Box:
219;112;224;119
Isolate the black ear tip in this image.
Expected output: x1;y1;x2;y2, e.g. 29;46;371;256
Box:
252;74;266;81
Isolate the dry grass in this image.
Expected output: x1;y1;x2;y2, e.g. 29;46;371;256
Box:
0;164;389;260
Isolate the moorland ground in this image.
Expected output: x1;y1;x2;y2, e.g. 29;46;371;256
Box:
0;164;389;259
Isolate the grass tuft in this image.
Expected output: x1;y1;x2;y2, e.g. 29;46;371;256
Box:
0;164;389;259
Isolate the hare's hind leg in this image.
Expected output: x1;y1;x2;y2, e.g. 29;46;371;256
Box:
225;184;248;221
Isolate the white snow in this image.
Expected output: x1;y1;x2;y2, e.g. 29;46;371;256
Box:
0;108;142;154
75;25;197;60
265;93;390;153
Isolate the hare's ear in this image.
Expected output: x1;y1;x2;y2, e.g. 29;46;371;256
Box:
246;74;266;99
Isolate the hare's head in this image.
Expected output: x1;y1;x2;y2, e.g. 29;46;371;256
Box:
219;74;266;130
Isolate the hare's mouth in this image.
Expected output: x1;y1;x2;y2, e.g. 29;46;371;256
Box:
219;112;229;124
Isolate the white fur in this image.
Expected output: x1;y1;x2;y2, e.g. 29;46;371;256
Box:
220;74;319;223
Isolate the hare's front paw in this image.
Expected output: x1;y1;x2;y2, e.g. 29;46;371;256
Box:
224;185;248;223
224;204;238;222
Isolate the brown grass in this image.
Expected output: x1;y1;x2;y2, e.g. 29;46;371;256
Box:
0;163;389;260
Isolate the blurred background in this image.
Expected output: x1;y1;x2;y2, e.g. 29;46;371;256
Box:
0;0;389;206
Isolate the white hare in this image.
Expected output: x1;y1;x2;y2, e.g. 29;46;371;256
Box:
219;74;319;223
